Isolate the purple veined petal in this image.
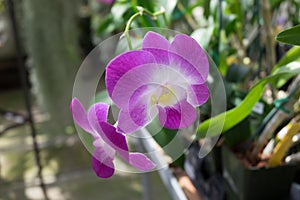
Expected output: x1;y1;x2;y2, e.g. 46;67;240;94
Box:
92;155;114;178
106;50;156;98
91;118;129;160
111;63;189;109
169;34;209;82
92;144;115;178
109;63;155;108
187;84;210;107
118;109;145;134
117;84;160;134
118;104;158;134
98;122;129;160
157;99;197;129
95;123;156;172
87;102;109;138
110;63;162;108
168;52;205;84
142;32;171;64
144;48;170;65
70;98;93;134
88;103;109;123
128;152;156;171
128;85;159;125
142;31;170;50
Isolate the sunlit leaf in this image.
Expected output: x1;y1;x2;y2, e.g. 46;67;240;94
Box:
111;2;130;21
153;0;177;23
191;25;214;49
272;46;300;72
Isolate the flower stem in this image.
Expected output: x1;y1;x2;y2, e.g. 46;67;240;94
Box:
124;6;166;50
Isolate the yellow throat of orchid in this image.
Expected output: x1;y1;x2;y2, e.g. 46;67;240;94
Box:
151;85;177;106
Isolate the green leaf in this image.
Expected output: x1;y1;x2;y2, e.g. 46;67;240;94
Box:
270;0;282;9
273;62;300;88
191;25;214;49
196;63;300;139
96;15;115;36
203;0;211;19
271;47;300;88
93;90;113;105
276;24;300;46
153;0;177;23
111;2;130;21
272;46;300;72
223;117;251;147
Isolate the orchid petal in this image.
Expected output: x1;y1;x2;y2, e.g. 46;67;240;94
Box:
106;50;156;98
118;109;147;134
142;32;170;64
70;98;93;134
158;99;197;129
92;145;115;178
145;48;170;64
142;31;170;50
128;85;158;125
170;34;209;82
99;122;129;160
92;156;114;178
88;103;109;123
87;102;109;138
187;84;210;106
128;153;156;171
95;123;155;172
168;52;205;84
110;64;157;108
111;64;189;109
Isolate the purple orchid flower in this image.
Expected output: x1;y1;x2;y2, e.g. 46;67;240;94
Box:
70;98;156;178
106;31;209;133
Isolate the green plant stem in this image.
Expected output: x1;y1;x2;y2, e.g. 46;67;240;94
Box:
124;6;166;50
261;0;276;73
124;12;141;50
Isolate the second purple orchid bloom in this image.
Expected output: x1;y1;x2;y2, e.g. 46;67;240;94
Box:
71;98;155;178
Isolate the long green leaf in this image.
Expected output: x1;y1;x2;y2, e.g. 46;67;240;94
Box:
276;24;300;46
196;63;300;139
272;46;300;72
271;47;300;88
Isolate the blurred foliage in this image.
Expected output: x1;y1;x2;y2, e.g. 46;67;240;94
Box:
23;0;81;132
0;0;4;13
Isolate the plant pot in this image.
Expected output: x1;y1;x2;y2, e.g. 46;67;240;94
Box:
222;145;298;200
